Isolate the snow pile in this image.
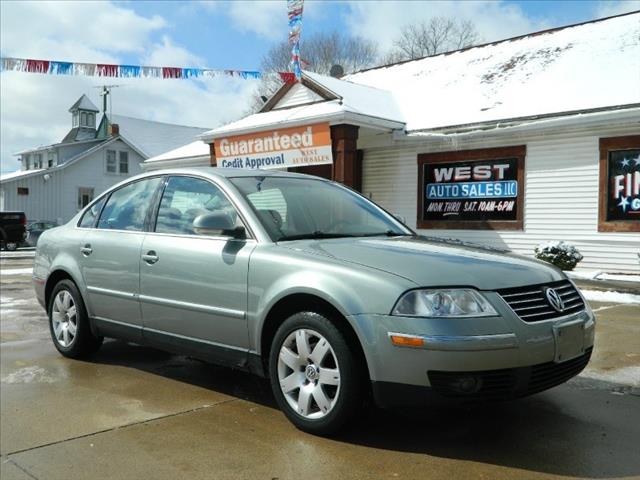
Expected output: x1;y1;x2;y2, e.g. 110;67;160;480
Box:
534;240;583;271
568;270;640;283
580;289;640;304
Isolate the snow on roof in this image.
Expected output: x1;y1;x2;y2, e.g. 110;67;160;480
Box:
204;13;640;139
0;168;44;182
302;71;404;122
345;12;640;131
202;101;349;139
110;114;209;158
69;94;99;112
145;140;210;163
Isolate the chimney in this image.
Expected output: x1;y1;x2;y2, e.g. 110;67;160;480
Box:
109;123;119;136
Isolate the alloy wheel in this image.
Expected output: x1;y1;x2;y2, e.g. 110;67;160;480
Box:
277;328;341;419
51;290;77;347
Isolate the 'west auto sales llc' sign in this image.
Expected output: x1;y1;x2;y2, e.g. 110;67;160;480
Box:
423;158;519;221
214;123;333;170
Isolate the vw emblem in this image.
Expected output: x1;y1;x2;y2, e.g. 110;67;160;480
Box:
545;287;565;312
305;364;319;381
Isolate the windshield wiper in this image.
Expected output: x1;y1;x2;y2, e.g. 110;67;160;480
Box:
276;231;356;241
360;230;413;237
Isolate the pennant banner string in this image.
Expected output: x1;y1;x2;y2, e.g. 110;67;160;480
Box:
0;57;297;83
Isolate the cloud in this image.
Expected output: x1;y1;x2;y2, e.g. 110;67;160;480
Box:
344;0;550;52
0;1;166;61
225;1;287;40
0;1;259;173
593;0;640;18
143;36;206;67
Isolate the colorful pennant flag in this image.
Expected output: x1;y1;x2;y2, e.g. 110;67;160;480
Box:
0;57;296;83
288;0;304;81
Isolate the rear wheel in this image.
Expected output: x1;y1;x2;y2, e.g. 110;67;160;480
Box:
5;242;17;251
48;279;103;358
269;311;364;435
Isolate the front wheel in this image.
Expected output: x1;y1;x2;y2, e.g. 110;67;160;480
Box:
48;279;103;359
269;311;364;435
5;242;18;251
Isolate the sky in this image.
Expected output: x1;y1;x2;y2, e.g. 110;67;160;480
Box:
1;0;638;173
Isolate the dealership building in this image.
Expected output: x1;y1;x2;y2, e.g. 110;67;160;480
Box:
146;12;640;273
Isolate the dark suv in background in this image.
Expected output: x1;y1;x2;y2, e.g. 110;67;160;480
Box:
0;211;27;251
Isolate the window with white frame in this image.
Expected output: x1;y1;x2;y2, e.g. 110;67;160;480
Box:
24;154;31;170
106;150;117;173
77;187;94;210
34;153;43;169
47;151;55;168
119;151;129;174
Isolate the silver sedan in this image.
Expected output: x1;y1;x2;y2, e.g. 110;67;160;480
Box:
33;168;595;434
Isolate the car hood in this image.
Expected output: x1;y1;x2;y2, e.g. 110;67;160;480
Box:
280;235;564;290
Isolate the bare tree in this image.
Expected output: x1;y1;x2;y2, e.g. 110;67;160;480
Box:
385;17;480;63
252;30;378;111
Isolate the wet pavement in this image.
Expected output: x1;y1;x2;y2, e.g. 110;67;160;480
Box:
1;256;639;479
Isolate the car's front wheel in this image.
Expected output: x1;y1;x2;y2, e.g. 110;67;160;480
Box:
269;311;364;435
48;279;103;358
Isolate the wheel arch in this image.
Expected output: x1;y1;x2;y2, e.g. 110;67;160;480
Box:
259;292;370;385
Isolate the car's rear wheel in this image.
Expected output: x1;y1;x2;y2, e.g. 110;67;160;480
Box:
48;279;103;358
269;311;364;435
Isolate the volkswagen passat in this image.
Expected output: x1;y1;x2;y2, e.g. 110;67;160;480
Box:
34;168;594;434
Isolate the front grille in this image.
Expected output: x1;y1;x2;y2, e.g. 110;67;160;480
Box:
428;347;592;401
497;280;585;322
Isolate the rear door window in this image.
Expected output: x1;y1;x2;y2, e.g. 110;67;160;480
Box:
97;178;162;231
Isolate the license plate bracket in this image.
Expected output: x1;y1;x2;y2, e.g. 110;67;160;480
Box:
553;321;585;363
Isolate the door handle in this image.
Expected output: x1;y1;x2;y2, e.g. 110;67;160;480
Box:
142;251;159;264
80;244;93;256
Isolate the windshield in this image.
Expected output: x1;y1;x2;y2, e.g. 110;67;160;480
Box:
229;176;412;241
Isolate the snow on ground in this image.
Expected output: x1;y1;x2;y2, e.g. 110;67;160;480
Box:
581;366;640;387
569;270;640;283
0;268;33;276
0;249;35;258
580;289;640;304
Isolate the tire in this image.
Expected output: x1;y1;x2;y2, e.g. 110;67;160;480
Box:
269;311;364;435
5;242;17;251
48;279;103;359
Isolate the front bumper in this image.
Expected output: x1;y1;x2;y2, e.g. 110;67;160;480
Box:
348;291;595;405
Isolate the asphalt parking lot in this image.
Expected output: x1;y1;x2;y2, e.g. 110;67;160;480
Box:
1;253;639;480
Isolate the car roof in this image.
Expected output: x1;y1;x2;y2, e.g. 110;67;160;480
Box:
141;166;329;180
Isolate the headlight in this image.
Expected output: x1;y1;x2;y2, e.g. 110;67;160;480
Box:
392;289;497;317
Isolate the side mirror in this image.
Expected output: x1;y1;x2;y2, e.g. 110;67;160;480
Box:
393;213;407;224
193;212;245;238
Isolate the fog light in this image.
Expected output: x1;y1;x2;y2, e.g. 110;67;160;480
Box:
450;376;482;394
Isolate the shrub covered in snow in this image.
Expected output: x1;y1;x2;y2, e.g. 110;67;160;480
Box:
534;241;584;271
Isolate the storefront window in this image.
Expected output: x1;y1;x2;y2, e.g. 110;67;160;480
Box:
598;136;640;232
416;146;525;230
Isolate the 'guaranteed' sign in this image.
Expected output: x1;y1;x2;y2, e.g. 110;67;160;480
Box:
214;123;333;170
